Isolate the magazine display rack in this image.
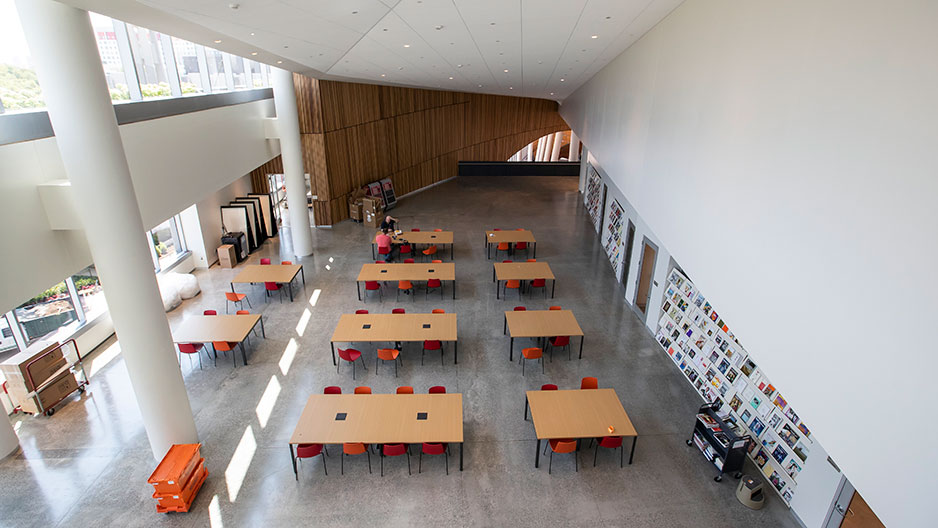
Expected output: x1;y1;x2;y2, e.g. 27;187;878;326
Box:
687;402;750;482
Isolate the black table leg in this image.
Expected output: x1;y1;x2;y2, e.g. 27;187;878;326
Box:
454;341;458;364
496;280;500;299
503;315;506;335
290;444;297;479
524;395;528;421
533;242;537;258
551;279;556;298
460;443;464;471
239;342;248;366
330;342;336;366
453;280;456;300
535;439;541;468
509;337;514;361
579;336;584;359
372;243;376;260
300;266;305;286
629;436;637;464
289;282;294;302
451;243;454;260
357;281;361;301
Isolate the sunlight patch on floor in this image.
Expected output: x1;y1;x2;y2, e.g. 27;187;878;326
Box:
209;494;224;527
295;308;311;337
224;425;257;503
254;375;281;429
278;338;297;376
308;289;322;307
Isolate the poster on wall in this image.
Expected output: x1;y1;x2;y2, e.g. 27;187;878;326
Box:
585;164;603;231
603;199;626;281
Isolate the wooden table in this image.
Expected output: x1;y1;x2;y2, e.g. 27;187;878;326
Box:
289;393;465;474
525;388;638;468
493;262;556;299
171;314;264;366
504;309;584;361
330;313;459;364
484;230;536;259
230;264;305;302
356;263;457;300
373;231;455;260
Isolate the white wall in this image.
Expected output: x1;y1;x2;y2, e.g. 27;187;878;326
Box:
0;98;279;313
559;1;938;526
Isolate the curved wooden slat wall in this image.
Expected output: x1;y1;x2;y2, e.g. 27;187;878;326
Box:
289;75;569;225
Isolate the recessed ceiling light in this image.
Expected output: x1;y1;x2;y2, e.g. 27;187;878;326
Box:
251;51;258;55
509;87;513;90
448;76;454;80
560;78;565;81
605;16;612;20
499;52;503;56
381;74;386;77
284;45;289;49
277;60;283;64
403;44;410;48
383;28;388;31
457;64;462;68
214;39;222;43
228;3;239;9
503;69;509;72
435;25;443;30
398;66;404;70
352;10;358;14
495;40;500;43
591;35;598;39
490;22;496;25
450;42;455;45
250;32;255;36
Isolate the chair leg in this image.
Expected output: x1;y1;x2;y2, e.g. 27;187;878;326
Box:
406;452;411;475
394;358;398;377
541;356;545;374
352;359;356;380
422;349;425;366
522;357;525;376
444;453;449;475
246;296;253;308
322;453;328;475
575;451;578;472
341;453;344;475
367;451;372;474
381;453;384;477
594;443;599;467
419;451;422;473
549;450;553;474
226;303;229;314
197;351;203;370
620;445;624;468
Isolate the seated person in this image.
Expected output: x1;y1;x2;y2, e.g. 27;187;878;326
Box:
376;229;396;262
380;215;398;232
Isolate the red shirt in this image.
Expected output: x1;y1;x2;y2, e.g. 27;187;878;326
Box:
376;234;392;249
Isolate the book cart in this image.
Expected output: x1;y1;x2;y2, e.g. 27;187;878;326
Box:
3;339;89;417
687;402;751;482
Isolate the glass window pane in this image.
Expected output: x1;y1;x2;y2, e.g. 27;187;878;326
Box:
150;218;181;269
89;13;132;102
249;60;265;88
0;316;16;353
205;48;228;92
0;0;46;113
15;281;79;343
71;265;107;321
127;24;172;99
172;37;204;94
231;56;247;90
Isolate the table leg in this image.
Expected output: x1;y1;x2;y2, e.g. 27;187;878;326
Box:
503;315;506;335
260;316;266;338
239;342;248;366
451;243;454;260
492;266;495;282
290;444;297;479
533;242;537;259
357;281;361;301
496;280;500;299
535;439;541;468
460;443;464;471
454;341;458;364
509;337;514;362
300;266;306;286
452;279;456;300
372;243;376;260
524;395;528;421
330;342;336;366
629;436;637;464
289;282;294;302
551;279;556;298
579;336;584;359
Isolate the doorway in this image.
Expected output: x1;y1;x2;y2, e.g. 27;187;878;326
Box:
826;480;885;528
633;238;657;314
622;220;636;287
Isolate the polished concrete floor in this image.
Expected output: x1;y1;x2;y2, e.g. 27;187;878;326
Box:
0;176;800;527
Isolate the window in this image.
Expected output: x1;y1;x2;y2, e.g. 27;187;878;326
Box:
231;56;248;90
126;24;174;99
90;12;134;102
172;37;206;94
0;0;45;113
249;60;268;88
71;265;107;321
0;316;15;353
14;280;79;343
147;214;187;272
205;48;229;92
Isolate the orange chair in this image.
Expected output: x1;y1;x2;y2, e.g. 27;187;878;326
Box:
376;348;402;377
422;340;443;365
355;309;369;314
177;343;210;370
403;258;416;264
337;348;365;379
528;278;547;297
323;386;341;394
432;309;445;314
364;281;382;302
397;280;414;301
422;245;438;261
496;242;511;259
392;308;406;314
581;377;599;390
396;386;414;394
354;386;372;394
419;442;449;475
281;260;292;265
527;259;537;262
549;306;562;311
341;442;371;475
431;260;443;263
265;282;283;303
548;336;570;361
426;278;443;299
212;340;237;367
380;443;411;476
548;439;578;474
504;279;522;300
428;386;446;394
295;443;327;478
592;436;625;468
224;291;251;313
433;229;443;232
260;258;271;265
521;347;543;376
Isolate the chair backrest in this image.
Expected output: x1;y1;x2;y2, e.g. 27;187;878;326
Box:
513;306;526;311
527;259;537;262
423;245;437;254
383;443;407;456
337;348;359;361
551;440;577;453
515;228;524;231
396;386;414;394
236;310;250;315
541;384;559;391
599;436;623;448
365;281;380;289
549;306;562;311
203;310;217;315
493;228;502;231
428;386;446;394
551;336;570;346
375;260;386;264
343;443;367;455
224;292;241;301
403;258;415;263
581;377;599;390
377;348;398;360
295;444;323;458
392;308;406;314
423;340;442;349
354;386;372;394
401;244;412;251
323;386;342;394
433;229;443;232
260;258;271;265
398;279;413;288
281;260;292;265
497;242;510;249
411;228;420;232
422;442;446;455
502;260;513;263
178;343;200;353
355;309;369;314
522;347;542;359
265;282;279;290
431;260;443;263
432;309;445;314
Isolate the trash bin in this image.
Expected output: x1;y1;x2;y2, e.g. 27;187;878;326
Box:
736;475;765;510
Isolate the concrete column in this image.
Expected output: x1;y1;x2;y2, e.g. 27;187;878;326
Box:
16;0;198;460
569;132;580;162
550;132;563;161
578;146;589;193
533;138;542;161
540;135;551;161
271;68;314;255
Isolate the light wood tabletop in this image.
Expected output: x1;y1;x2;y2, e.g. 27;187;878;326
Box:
525;388;638;468
375;231;454;245
288;393;466;474
356;263;457;300
171;314;264;366
230;264;305;301
493;262;556;299
484;230;537;259
330;313;459;364
505;310;583;337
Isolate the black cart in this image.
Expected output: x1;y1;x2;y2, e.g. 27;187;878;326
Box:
686;402;751;482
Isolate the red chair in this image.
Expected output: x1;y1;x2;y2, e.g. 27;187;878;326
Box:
354;386;372;394
422;340;443;365
513;306;526;311
355;309;369;314
403;258;416;264
428;386;446;394
364;281;382;302
260;258;271;265
502;260;513;263
380;443;411;476
392;308;406;314
548;336;571;361
396;386;414;394
592;436;625;468
341;443;371;475
419;443;449;475
377;246;391;257
265;282;283;303
432;309;445;314
375;260;386;264
549;306;562;311
581;377;599;390
376;348;401;377
177;343;210;370
294;443;327;479
324;386;342;394
203;310;217;315
224;291;252;313
548;439;577;474
493;228;502;231
541;384;558;391
337;348;365;379
528;278;547;298
426;278;443;299
399;244;413;258
521;347;543;375
411;228;421;232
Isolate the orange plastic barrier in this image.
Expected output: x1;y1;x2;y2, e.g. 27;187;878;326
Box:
148;444;208;513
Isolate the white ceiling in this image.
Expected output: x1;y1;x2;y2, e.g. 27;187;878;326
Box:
60;0;685;101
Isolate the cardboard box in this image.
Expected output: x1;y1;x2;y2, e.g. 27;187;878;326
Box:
348;201;363;222
362;197;381;214
0;340;66;392
217;244;236;269
8;370;78;414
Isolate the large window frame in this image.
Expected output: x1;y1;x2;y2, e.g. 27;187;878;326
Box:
147;213;188;272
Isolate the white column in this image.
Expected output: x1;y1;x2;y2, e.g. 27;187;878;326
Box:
569;132;580;162
533;138;542;161
544;134;555;161
537;136;548;161
16;0;198;460
578;146;589;193
525;142;533;162
550;132;563;161
271;68;314;254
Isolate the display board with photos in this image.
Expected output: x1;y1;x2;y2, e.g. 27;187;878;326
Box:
585;164;603;231
603;199;625;280
654;268;815;505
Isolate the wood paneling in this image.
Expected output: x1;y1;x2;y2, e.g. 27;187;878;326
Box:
249;155;282;194
294;77;569;225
